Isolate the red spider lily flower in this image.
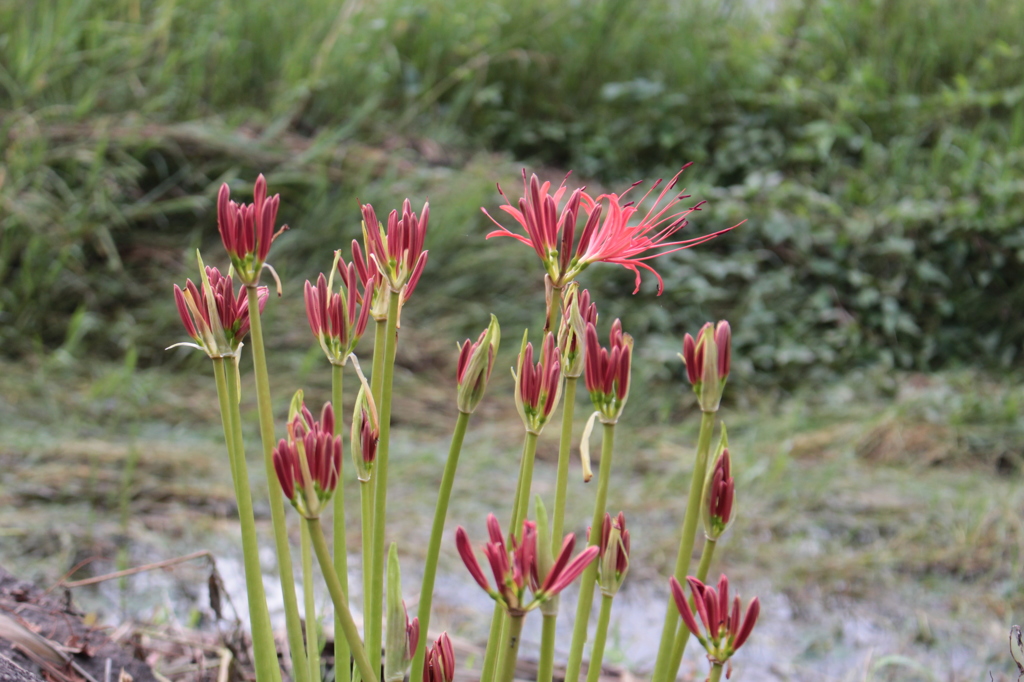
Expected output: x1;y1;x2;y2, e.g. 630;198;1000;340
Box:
484;165;739;294
681;320;731;412
385;543;420;682
702;429;735;541
670;574;759;665
557;283;598;379
456;314;501;414
304;252;372;366
361;201;429;302
455;514;599;617
597;512;630;597
273;394;341;519
513;331;563;434
171;253;268;359
422;633;455;682
217;175;288;286
584;319;633;423
350;384;379;483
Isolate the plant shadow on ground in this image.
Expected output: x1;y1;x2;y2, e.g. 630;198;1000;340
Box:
1;346;1022;681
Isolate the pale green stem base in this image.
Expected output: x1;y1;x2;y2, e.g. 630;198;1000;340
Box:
551;376;578;546
708;662;724;682
498;616;525;682
585;595;614;682
564;422;616;682
213;359;279;682
651;411;717;682
332;364;351;682
369;289;402;678
301;522;321;682
245;285;309;682
359;481;374;674
409;411;471;682
538;613;557;682
667;538;717;680
306;517;379;682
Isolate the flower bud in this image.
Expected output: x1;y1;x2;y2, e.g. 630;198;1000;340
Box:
681;320;730;412
350;384;379;483
670;573;759;664
423;632;455;682
304;251;372;366
701;425;735;541
217;175;288;286
513;330;563;434
584;319;633;423
557;283;598;378
597;512;630;597
456;315;501;414
385;543;419;682
273;391;341;519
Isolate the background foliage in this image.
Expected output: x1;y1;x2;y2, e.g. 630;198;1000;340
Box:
2;0;1023;384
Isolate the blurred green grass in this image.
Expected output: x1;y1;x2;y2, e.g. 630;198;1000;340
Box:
2;0;1024;384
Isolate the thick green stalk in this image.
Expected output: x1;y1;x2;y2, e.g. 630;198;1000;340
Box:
708;662;724;682
301;522;321;682
409;411;472;682
213;359;279;682
332;364;351;682
650;411;717;682
497;615;526;682
667;538;717;679
245;284;309;682
537;614;557;682
551;376;577;546
370;319;387;403
359;482;374;671
484;430;540;682
585;595;615;682
369;289;402;681
545;284;563;333
306;517;379;682
564;422;616;682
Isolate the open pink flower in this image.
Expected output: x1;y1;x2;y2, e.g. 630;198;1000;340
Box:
484;165;739;294
670;574;759;664
455;514;598;617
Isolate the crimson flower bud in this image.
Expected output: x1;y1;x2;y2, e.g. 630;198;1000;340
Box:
273;392;341;519
304;251;372;366
217;175;288;286
670;574;759;665
422;633;455;682
597;512;630;597
584;319;633;423
681;320;731;412
513;331;563;434
456;315;501;414
360;200;429;314
350;384;379;483
702;426;735;541
557;283;598;378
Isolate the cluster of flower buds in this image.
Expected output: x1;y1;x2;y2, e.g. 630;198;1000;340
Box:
485;166;736;294
584;319;633;423
272;393;341;519
513;332;563;435
385;544;420;682
217;175;288;286
304;251;372;366
597;512;631;597
172;253;268;358
456;315;501;414
682;320;731;412
702;427;735;541
455;514;598;617
557;283;598;378
350;384;379;482
670;574;759;665
422;633;455;682
360;200;429;311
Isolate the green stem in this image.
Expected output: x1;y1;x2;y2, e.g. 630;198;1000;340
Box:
332;364;351;682
370;319;387;403
212;359;279;682
359;482;374;671
545;284;563;333
480;606;504;682
538;614;557;682
511;431;540;537
708;662;724;682
564;421;616;682
306;517;379;682
551;376;577;548
245;284;309;682
651;411;717;682
409;411;472;682
497;615;525;682
585;595;615;682
369;289;402;681
301;522;321;682
667;538;716;679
